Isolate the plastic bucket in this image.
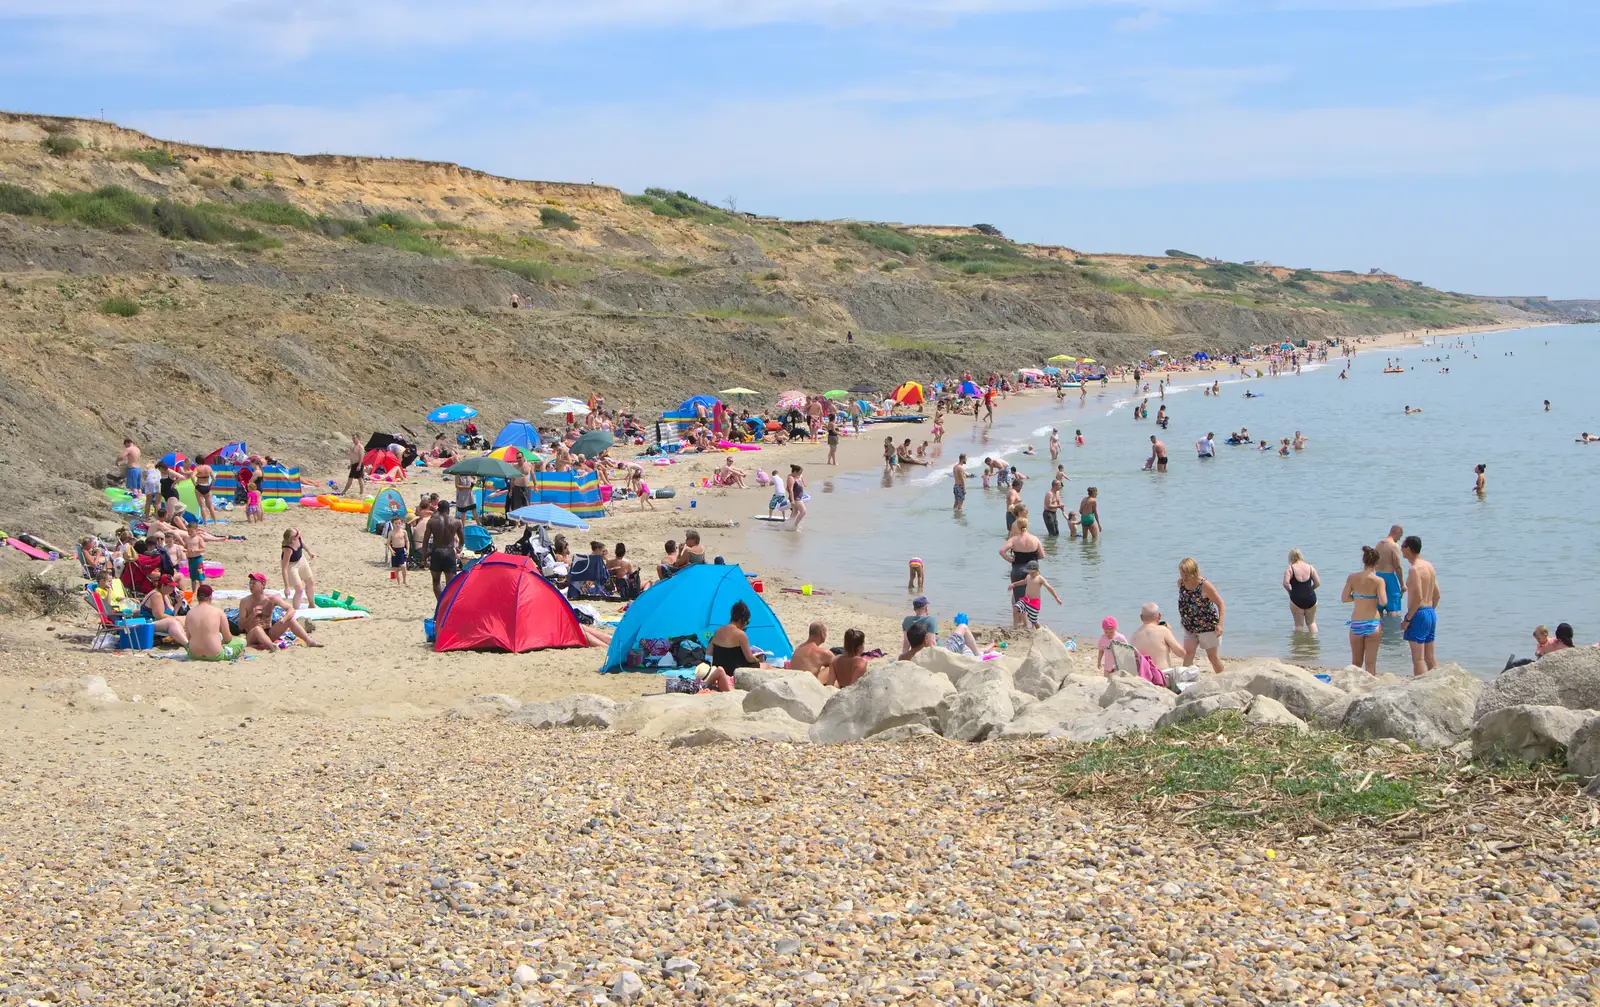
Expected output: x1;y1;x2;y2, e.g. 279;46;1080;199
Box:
424;618;436;642
116;620;155;650
752;580;763;594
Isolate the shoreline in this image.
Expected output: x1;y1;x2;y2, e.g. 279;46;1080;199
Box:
0;320;1555;730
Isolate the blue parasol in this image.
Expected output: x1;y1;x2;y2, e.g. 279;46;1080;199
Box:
508;503;590;530
428;403;478;423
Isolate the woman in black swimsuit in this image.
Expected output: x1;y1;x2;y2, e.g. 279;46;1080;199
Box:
999;516;1044;629
1282;547;1320;634
707;601;766;692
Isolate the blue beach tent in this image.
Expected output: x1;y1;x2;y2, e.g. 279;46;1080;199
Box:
366;487;408;534
680;394;720;415
601;564;791;672
493;419;542;450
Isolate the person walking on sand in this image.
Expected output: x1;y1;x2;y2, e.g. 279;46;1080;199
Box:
280;527;317;610
1283;548;1320;634
1401;535;1441;676
116;438;142;495
952;454;968;512
1177;557;1225;674
1375;525;1405;617
1078;487;1102;541
420;501;464;599
1341;545;1388;674
339;434;366;498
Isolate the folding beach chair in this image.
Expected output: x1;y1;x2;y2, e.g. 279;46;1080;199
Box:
565;553;622;602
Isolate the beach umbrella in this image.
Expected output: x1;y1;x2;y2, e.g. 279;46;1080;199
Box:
508;503;589;530
427;403;477;423
849;384;876;394
776;390;807;410
544;397;588;413
1048;354;1078;363
570;430;615;459
158;451;188;468
1194;351;1210;361
1148;349;1168;357
892;381;925;405
1280;342;1294;350
545;401;591;416
448;455;523;480
719;387;760;400
1079;358;1097;364
489;445;544;463
1019;367;1045;377
1042;366;1061;376
822;389;850;400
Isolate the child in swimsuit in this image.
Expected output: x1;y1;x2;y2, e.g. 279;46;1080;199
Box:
1009;561;1062;630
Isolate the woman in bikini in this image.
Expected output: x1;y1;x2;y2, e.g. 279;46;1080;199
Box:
1341;545;1389;674
192;457;218;524
706;600;769;692
786;465;807;530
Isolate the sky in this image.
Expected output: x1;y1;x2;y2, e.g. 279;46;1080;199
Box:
3;0;1598;298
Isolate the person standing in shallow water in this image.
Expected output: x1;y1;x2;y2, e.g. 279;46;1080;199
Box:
1177;557;1225;674
1401;535;1441;676
1078;487;1102;541
1473;464;1486;495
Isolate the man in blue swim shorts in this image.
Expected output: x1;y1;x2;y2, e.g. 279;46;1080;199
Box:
1400;534;1441;676
1375;524;1405;615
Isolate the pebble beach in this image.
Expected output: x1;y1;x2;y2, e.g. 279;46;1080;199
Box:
2;720;1597;1006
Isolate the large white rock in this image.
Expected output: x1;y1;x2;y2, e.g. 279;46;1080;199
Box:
1057;674;1176;741
937;679;1015;742
668;709;812;747
1470;705;1598;762
1245;695;1308;732
1312;671;1405;727
954;662;1016;694
1566;716;1600;780
1012;630;1077;699
613;691;747;738
446;693;522;720
732;667;794;692
809;662;955;743
913;646;989;688
996;675;1108;740
44;675;120;707
1340;664;1481;749
870;724;939;742
1155;690;1253;729
1177;662;1344;722
742;674;833;724
1475;648;1600;720
509;693;618;729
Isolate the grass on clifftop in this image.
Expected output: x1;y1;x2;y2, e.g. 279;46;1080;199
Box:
1055;711;1578;839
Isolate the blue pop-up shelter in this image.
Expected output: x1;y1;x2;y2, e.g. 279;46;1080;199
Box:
493;419;542;450
680;394;719;414
366;487;408;534
601;564;791;672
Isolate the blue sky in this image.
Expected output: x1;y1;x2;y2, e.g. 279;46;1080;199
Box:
4;0;1598;297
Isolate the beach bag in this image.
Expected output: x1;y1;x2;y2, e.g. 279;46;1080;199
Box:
670;636;706;668
1134;650;1171;689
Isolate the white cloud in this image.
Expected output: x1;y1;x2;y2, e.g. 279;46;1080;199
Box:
833;73;1091;103
125;91;1600;197
1112;9;1170;31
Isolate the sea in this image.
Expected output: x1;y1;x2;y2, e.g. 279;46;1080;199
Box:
748;323;1599;676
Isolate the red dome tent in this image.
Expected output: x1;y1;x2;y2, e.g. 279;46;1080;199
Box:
432;553;587;653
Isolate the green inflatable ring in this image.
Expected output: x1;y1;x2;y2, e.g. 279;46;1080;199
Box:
261;497;288;513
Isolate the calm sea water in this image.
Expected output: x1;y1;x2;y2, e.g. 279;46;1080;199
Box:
748;323;1599;675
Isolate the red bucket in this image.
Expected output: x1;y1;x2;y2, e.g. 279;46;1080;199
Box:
752;579;764;594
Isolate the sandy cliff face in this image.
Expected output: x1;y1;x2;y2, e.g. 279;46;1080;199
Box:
0;112;1537;538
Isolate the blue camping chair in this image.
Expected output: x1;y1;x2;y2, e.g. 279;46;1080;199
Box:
463;524;494;555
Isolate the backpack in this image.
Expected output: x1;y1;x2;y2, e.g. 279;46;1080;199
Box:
670;636;706;668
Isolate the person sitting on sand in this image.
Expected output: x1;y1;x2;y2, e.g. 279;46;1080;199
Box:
657;539;679;582
943;612;998;657
704;600;774;691
184;584;243;662
788;622;834;679
671;529;706;573
711;457;747;488
1130;603;1185;671
1536;622;1575;655
819;629;868;688
238;572;323;651
898;622;933;662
